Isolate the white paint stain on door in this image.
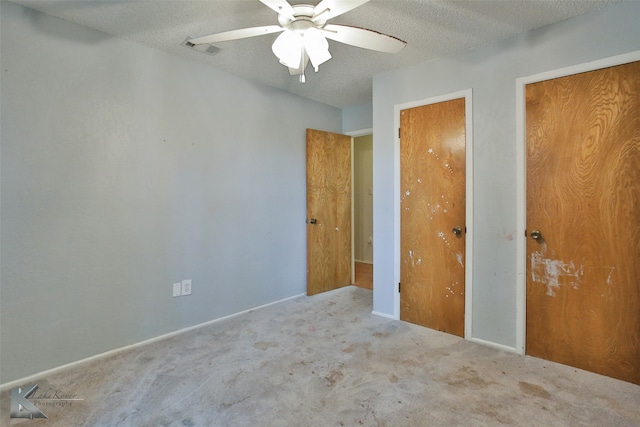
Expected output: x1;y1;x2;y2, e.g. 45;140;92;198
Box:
456;252;464;268
531;245;615;296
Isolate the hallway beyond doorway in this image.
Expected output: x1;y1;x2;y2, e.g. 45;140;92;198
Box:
354;262;373;290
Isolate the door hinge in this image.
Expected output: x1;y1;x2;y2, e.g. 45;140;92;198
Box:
398;128;401;139
398;282;401;293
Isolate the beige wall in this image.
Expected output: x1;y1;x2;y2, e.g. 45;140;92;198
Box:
354;135;373;263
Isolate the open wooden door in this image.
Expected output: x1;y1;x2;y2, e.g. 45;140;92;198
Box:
306;129;352;296
399;98;466;337
525;61;640;384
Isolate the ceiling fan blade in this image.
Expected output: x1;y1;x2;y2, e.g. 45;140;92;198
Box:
313;0;370;21
321;24;406;53
188;25;284;45
259;0;295;20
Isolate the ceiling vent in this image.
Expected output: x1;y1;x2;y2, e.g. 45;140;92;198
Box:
183;38;221;56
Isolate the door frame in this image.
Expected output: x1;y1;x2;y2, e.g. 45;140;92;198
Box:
514;50;640;355
393;89;474;338
346;128;374;286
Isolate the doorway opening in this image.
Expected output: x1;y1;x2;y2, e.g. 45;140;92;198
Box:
353;134;373;290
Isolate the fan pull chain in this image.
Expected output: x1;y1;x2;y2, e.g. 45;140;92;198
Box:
300;45;306;83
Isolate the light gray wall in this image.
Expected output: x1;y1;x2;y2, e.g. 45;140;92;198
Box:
353;135;373;264
372;1;640;348
342;103;372;133
0;2;341;384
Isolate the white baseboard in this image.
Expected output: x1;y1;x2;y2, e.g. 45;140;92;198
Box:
469;337;520;355
0;293;306;391
369;312;520;355
371;310;397;320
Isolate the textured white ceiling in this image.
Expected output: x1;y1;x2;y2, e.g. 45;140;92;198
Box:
10;0;618;108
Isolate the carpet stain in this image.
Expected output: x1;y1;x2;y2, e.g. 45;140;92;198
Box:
325;370;344;386
221;396;250;409
372;332;389;338
519;381;551;399
225;369;244;386
389;373;399;383
343;344;357;353
181;419;195;427
343;342;371;354
475;403;514;424
253;341;279;351
447;366;491;389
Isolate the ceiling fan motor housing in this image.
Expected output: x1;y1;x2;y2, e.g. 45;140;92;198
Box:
278;5;327;30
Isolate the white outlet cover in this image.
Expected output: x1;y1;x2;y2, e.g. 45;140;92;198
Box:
182;279;192;295
172;282;182;297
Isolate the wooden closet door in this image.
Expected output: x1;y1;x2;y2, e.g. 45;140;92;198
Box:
526;61;640;384
400;98;466;337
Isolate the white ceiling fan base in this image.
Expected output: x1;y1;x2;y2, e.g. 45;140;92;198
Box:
278;5;327;30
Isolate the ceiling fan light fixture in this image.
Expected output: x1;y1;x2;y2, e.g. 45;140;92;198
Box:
272;30;303;68
272;27;330;78
304;28;331;69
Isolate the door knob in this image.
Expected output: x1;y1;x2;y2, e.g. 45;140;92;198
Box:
530;230;542;241
307;218;318;225
452;226;463;237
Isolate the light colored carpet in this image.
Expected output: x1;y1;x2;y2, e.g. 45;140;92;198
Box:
2;286;639;426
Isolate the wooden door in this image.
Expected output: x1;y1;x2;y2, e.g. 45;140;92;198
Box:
526;61;640;384
400;98;466;336
306;129;352;296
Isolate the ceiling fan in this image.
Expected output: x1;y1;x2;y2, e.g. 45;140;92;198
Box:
186;0;406;83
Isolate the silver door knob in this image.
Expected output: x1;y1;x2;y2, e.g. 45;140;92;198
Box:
530;230;542;240
452;226;463;236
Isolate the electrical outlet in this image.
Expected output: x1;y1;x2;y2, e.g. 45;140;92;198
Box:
181;279;192;296
172;282;182;297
